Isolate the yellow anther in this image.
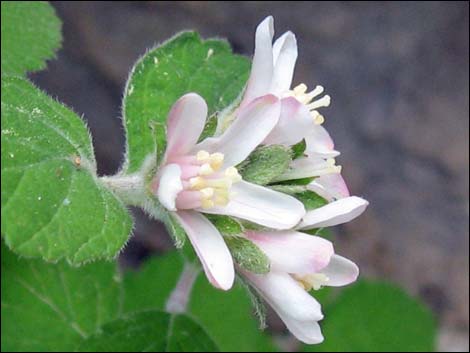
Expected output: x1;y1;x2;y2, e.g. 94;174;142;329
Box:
209;152;224;170
294;273;330;291
293;83;307;95
189;177;206;189
313;114;325;125
200;187;214;199
201;199;215;209
214;193;230;206
206;178;232;189
307;95;331;110
196;150;210;162
326;158;336;166
199;163;214;176
225;167;242;182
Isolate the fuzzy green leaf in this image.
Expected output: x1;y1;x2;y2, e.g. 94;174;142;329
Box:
205;214;243;236
291;138;307;159
1;76;132;264
123;32;250;173
225;236;270;274
1;1;62;76
238;145;292;185
294;190;328;210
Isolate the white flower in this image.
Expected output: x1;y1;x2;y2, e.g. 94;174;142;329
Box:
233;16;348;188
153;93;305;290
241;230;359;344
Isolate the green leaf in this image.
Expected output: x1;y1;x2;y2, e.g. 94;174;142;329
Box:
274;176;315;186
225;236;270;274
198;112;218;142
123;32;250;173
150;120;167;168
78;311;218;352
238;145;292;185
205;214;243;236
1;76;132;264
122;253;277;352
291;138;307;159
1;243;122;352
305;281;437;352
1;1;62;76
294;190;328;210
1;244;220;352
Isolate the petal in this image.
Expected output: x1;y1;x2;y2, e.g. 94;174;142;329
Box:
264;97;312;146
307;173;350;202
201;181;305;229
243;270;323;322
323;254;359;287
157;164;183;211
305;125;340;158
195;95;281;168
245;230;334;274
298;196;369;230
280;315;324;344
273;155;338;182
173;211;234;290
165;93;208;161
271;31;298;94
241;16;275;106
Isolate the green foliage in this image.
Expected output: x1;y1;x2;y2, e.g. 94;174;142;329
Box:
122;252;277;352
238;145;292;185
294;190;328;210
205;214;243;236
78;311;218;352
1;76;132;264
291;139;307;159
198;112;219;142
305;281;437;352
1;244;218;352
225;236;270;274
1;1;62;76
123;31;250;173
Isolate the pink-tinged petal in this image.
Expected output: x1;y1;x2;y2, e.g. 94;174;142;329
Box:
271;31;298;94
323;254;359;287
298;196;369;230
201;181;305;229
280;315;324;344
264;97;312;146
196;95;281;168
173;211;234;290
307;174;350;202
245;230;333;274
241;16;275;107
305;125;340;158
165;93;208;161
273;155;338;182
157;164;183;211
243;270;323;322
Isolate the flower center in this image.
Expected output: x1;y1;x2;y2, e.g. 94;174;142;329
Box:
294;273;330;291
284;83;330;125
173;150;242;210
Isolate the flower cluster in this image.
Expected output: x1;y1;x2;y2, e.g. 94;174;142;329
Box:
153;16;368;344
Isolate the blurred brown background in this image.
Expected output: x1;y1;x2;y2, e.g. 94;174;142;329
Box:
30;1;469;351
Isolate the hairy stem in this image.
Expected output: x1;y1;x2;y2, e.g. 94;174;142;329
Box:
165;262;200;313
99;173;146;206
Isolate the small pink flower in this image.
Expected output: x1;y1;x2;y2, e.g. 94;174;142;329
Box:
241;230;359;344
153;93;305;291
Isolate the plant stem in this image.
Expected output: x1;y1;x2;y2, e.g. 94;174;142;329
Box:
99;173;146;206
165;262;200;314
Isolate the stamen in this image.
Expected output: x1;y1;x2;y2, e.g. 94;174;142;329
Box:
196;150;210;162
294;273;330;291
209;153;224;170
307;95;331;110
293;83;307;95
198;163;214;176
